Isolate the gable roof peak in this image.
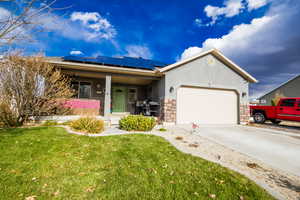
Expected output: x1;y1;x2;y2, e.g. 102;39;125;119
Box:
159;48;258;83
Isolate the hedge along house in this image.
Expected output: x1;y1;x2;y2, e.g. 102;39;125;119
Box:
48;49;257;125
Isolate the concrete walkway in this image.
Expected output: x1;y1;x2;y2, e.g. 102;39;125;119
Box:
188;125;300;177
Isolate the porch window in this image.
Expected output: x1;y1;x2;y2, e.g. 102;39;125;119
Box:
71;81;91;99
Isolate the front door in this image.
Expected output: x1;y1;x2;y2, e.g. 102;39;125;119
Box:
112;86;126;112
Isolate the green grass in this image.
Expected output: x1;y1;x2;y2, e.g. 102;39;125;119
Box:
0;127;274;200
41;120;59;126
158;128;167;132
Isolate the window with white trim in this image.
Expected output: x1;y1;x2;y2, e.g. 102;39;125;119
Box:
71;81;91;99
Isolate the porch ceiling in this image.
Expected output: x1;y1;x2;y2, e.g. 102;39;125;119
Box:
62;69;155;85
112;76;152;85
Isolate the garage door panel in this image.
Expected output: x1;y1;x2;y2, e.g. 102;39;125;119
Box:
177;87;238;124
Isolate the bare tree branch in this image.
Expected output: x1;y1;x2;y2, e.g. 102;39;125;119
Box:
0;0;65;46
0;53;74;127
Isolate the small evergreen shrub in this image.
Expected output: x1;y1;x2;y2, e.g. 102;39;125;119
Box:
42;120;58;126
70;117;104;133
119;115;156;131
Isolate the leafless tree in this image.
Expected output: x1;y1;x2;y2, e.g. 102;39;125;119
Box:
0;53;74;126
0;0;59;46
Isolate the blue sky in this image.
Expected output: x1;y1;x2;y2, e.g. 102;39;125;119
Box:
0;0;299;98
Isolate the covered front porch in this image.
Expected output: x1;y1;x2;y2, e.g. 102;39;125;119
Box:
62;68;163;118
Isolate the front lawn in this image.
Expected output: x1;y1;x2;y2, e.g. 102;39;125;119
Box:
0;127;274;200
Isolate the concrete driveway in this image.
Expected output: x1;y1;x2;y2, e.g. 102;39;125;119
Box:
193;125;300;177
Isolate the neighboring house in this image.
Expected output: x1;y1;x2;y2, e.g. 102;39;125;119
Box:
48;49;257;125
259;74;300;105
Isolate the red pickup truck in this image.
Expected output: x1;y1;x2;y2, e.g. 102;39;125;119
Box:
250;98;300;124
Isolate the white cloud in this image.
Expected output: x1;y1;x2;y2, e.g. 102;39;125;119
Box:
70;12;100;25
70;12;116;40
70;50;83;55
0;7;30;45
181;16;275;60
0;8;116;44
204;0;244;24
180;47;202;60
203;0;269;24
246;0;268;10
0;8;116;43
35;11;116;43
0;7;10;19
194;18;203;27
125;45;153;59
194;18;210;27
183;0;300;98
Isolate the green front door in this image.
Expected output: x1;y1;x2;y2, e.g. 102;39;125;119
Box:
112;86;126;112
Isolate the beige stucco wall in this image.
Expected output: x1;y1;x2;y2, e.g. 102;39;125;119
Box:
159;54;250;124
164;54;249;104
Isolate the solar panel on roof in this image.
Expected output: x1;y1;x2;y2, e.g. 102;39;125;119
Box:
63;55;168;70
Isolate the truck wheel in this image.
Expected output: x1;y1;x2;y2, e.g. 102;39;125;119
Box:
270;119;281;125
253;113;266;124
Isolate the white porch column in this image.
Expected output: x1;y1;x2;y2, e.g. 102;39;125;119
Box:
104;75;111;117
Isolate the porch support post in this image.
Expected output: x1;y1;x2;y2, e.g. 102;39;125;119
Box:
104;75;111;117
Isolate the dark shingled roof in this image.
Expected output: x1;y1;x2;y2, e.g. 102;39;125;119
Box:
63;55;168;71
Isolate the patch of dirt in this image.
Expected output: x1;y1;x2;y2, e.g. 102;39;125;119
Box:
188;143;199;148
246;162;260;169
175;136;183;140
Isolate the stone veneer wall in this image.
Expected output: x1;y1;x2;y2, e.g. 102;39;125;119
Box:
240;104;250;124
159;99;176;123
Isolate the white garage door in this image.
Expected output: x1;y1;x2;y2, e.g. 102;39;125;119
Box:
177;87;238;124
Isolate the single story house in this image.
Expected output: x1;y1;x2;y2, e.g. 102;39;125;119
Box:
259;74;300;105
48;49;257;125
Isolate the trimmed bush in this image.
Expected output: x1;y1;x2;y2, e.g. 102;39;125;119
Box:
0;102;20;127
119;115;156;131
70;117;104;133
42;120;58;126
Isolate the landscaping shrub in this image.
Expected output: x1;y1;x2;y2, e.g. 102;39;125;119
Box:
70;117;104;133
0;101;20;127
0;54;74;127
42;120;58;126
119;115;156;131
